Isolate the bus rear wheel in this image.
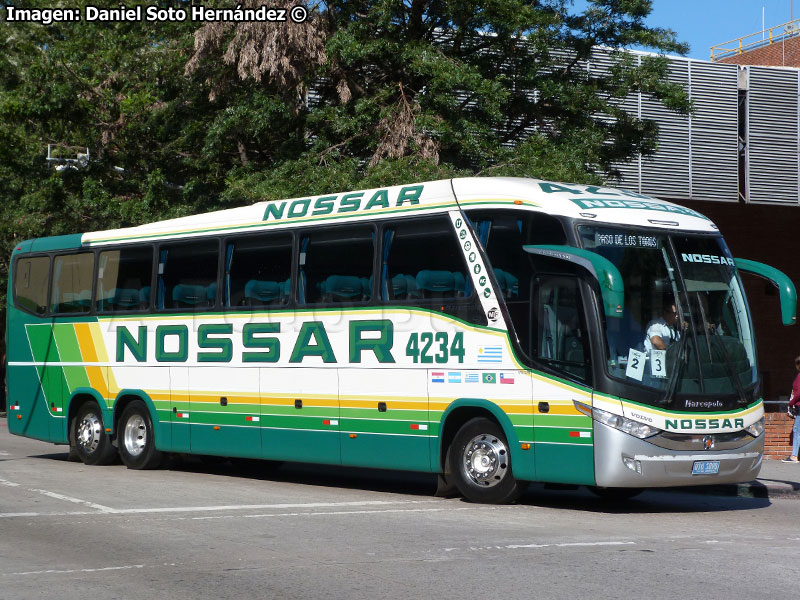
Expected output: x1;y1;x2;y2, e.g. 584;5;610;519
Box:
118;401;163;470
448;417;525;504
71;401;117;466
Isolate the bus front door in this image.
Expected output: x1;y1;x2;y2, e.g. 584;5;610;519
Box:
532;275;595;485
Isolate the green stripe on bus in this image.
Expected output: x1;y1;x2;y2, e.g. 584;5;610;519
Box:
26;324;60;363
534;427;593;444
52;323;83;362
535;414;592;428
340;418;430;435
62;366;91;392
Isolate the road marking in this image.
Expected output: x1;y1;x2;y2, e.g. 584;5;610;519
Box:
109;499;441;515
26;488;117;513
0;499;446;519
445;541;636;552
0;511;108;518
0;476;116;513
5;564;145;577
191;505;491;521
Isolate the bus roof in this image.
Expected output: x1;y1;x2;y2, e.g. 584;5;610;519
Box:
74;177;716;247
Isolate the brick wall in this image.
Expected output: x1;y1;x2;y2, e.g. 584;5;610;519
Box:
718;34;800;67
765;413;795;459
676;200;800;403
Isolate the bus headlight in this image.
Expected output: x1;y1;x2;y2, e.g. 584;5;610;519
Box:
744;417;765;438
574;400;661;440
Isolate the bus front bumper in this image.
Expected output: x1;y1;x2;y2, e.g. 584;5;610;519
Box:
593;422;764;488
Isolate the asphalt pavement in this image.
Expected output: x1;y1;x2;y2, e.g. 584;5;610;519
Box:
1;413;798;499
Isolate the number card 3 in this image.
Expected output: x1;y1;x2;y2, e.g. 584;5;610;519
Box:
650;349;667;378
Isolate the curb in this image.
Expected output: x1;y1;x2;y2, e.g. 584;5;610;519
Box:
670;480;800;499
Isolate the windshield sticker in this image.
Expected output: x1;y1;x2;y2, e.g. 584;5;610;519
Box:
625;348;646;381
650;349;667;378
680;253;735;266
594;233;659;249
569;198;709;220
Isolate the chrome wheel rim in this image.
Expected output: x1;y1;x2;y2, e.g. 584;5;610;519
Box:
76;412;103;453
461;433;508;488
123;414;147;457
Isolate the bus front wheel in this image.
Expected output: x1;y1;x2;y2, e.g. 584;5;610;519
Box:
71;401;117;466
448;417;525;504
117;400;163;470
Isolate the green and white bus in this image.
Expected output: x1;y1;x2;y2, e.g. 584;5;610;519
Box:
6;177;796;503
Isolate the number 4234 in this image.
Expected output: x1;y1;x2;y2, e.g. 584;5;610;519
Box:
406;332;465;364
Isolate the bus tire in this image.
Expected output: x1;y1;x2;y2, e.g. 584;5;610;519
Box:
448;417;525;504
71;400;117;466
117;400;163;470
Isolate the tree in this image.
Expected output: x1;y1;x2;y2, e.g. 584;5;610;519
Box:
186;0;690;203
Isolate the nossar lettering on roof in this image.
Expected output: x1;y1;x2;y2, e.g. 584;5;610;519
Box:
81;180;457;245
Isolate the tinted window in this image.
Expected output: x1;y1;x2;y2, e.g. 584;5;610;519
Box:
382;217;469;301
97;247;153;312
467;211;567;360
15;256;50;315
51;253;94;313
536;276;591;384
225;233;292;307
299;227;374;305
158;241;219;309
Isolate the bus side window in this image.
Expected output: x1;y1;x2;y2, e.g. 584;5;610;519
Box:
535;276;591;384
96;246;154;312
225;233;293;307
14;256;50;315
51;253;95;314
158;240;219;310
382;216;469;301
298;226;374;305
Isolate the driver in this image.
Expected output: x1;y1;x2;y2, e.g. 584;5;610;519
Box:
645;299;680;351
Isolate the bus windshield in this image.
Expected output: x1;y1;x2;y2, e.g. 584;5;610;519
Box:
579;226;758;409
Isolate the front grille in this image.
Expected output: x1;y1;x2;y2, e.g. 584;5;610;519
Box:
647;430;755;451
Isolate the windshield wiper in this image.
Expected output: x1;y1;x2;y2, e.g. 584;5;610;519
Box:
661;313;690;406
709;333;749;406
696;292;714;366
695;292;748;405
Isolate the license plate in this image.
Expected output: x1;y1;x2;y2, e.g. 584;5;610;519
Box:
692;460;720;475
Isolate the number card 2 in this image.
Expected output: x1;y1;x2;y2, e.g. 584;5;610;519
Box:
625;348;646;382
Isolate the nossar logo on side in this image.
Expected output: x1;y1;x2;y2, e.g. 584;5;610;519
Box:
263;185;425;221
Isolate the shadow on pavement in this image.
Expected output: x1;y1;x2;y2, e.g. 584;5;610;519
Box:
27;449;775;513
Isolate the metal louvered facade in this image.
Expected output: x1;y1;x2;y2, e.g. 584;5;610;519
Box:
640;59;691;200
688;62;740;202
612;55;741;202
746;67;800;204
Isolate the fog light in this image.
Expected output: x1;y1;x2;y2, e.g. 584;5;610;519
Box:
623;456;642;475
